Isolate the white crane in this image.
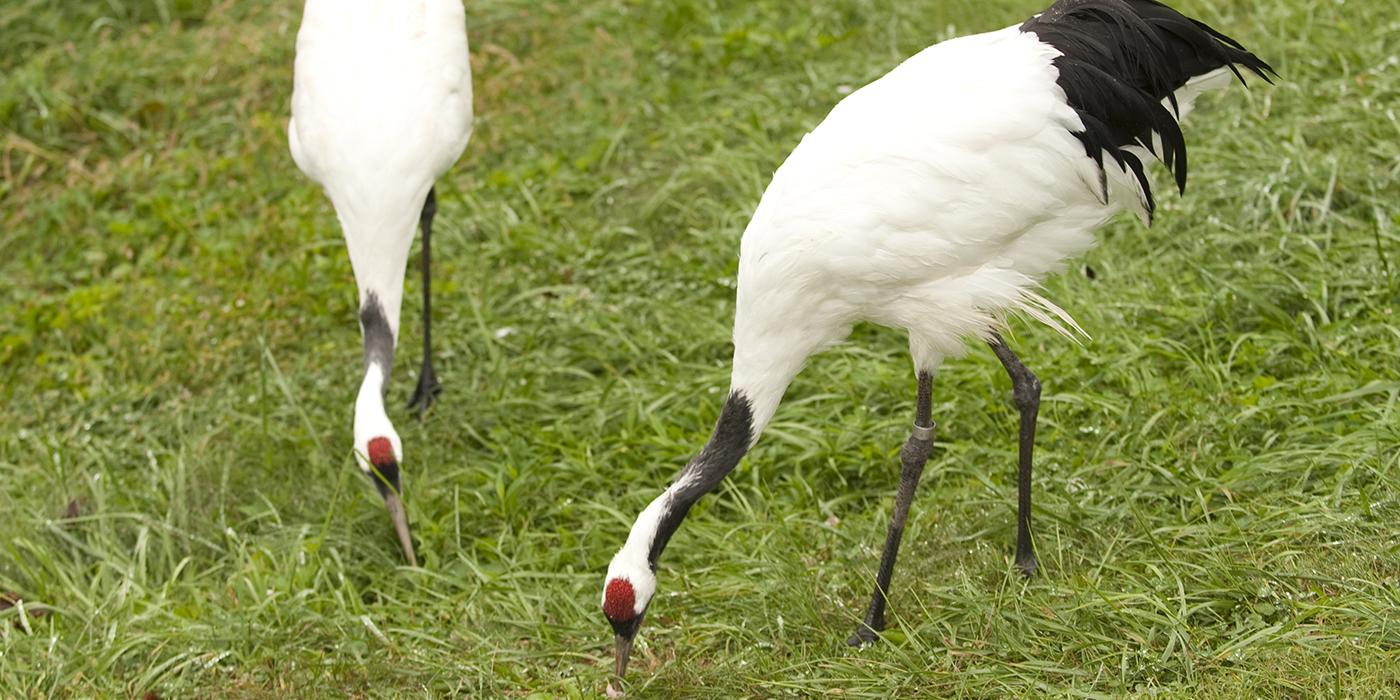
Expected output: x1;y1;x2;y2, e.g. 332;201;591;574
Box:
601;0;1271;683
288;0;473;566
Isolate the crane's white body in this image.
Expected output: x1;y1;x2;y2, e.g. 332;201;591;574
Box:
605;20;1239;603
289;0;472;470
602;1;1270;675
728;27;1216;439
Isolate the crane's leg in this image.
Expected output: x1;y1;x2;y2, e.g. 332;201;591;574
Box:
407;187;442;414
848;370;935;646
988;333;1039;577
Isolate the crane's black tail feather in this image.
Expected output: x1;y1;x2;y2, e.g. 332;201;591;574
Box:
1022;0;1274;218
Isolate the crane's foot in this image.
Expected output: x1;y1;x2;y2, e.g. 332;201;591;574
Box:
1016;550;1038;578
846;624;880;647
407;364;442;415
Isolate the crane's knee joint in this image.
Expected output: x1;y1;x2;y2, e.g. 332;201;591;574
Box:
1012;374;1040;412
901;421;935;464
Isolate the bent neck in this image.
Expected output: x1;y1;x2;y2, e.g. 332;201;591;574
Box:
728;295;833;444
646;392;754;565
610;325;814;574
613;392;756;575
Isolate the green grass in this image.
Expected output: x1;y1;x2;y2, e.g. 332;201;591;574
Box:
2;0;1397;696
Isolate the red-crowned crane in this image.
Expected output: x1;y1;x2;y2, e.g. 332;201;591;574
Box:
601;0;1272;684
288;0;473;566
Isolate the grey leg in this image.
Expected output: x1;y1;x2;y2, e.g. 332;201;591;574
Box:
988;333;1039;577
407;187;442;414
848;370;935;646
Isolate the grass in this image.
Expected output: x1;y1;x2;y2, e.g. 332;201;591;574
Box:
1;0;1397;696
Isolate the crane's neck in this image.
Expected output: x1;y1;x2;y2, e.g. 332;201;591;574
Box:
615;391;755;575
726;252;851;442
613;296;831;573
359;291;397;388
352;292;400;473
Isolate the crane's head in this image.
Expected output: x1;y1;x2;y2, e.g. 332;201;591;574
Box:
353;420;417;567
602;553;657;682
597;392;756;690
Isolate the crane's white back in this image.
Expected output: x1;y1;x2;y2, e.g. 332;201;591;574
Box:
730;27;1110;434
727;21;1260;434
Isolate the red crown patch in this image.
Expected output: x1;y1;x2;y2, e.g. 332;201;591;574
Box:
367;437;395;467
603;578;637;622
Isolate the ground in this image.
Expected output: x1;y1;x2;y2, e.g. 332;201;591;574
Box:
1;0;1397;697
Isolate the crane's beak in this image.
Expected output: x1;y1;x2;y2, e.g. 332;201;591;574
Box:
608;612;643;690
368;459;417;567
382;491;418;567
614;633;633;680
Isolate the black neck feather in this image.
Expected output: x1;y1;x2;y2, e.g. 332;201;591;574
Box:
359;292;395;389
646;392;754;568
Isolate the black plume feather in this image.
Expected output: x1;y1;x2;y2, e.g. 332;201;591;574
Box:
1022;0;1274;218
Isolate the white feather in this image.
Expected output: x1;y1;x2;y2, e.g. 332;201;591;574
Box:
728;28;1099;431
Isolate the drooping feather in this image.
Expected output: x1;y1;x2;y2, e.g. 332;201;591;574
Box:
1022;0;1274;218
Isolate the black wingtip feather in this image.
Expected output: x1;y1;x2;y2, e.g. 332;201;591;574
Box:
1022;0;1270;213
